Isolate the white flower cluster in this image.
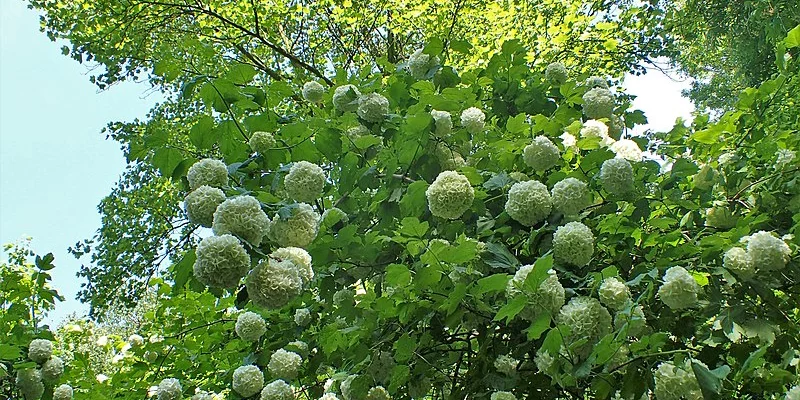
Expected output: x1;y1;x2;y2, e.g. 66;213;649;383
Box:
553;221;594;267
302;81;325;103
53;384;73;400
426;171;475;219
407;49;440;79
582;88;615;119
544;62;568;86
365;386;391;400
28;339;53;363
357;93;390;122
610;139;643;161
233;365;265;397
494;354;517;375
580;119;614;147
653;360;702;400
598;277;632;311
786;385;800;400
705;206;737;229
268;349;302;380
506;267;565;319
585;76;609;89
284;161;326;203
460;107;485;134
747;231;791;271
523;136;560;171
268;203;321;248
187;159;228;190
505;180;552;226
431;110;452;136
247;258;304;309
534;350;555;375
723;247;754;280
184;185;226;227
294;308;311;326
320;393;340;400
191;392;213;400
614;304;646;336
491;391;516;400
261;379;294;400
128;334;144;347
599;158;634;196
557;296;612;357
235;311;267;342
193;234;251;288
560;132;578;148
16;368;44;400
250;131;277;154
551;177;592;215
333;85;361;112
435;143;466;171
271;247;314;284
212;195;270;246
158;378;183;400
658;266;701;310
41;356;64;382
776;148;796;169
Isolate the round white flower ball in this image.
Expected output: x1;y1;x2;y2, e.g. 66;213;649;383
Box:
534;350;555;375
551;177;591;215
723;247;754;280
193;234;251;288
785;385;800;400
582;87;615;119
271;247;313;284
505;180;552;226
41;356;64;382
184;185;226;228
53;384;73;400
346;124;369;141
233;365;265;398
247;258;304;309
294;308;311;326
261;379;294;400
320;394;340;400
407;49;440;79
16;368;44;400
435;142;466;171
491;391;516;400
506;267;565;319
236;311;267;342
357;93;389;122
598;277;631;311
268;203;321;248
585;76;609;89
654;361;702;400
523;136;560;171
187;159;228;190
599;158;634;196
268;349;302;381
560;132;578;148
128;334;144;347
333;85;361;112
302;81;325;103
747;231;791;271
191;392;213;400
460;107;486;134
431;110;452;136
28;339;53;363
157;378;182;400
250;131;277;154
553;221;594;267
365;386;391;400
557;297;612;356
284;161;326;203
614;304;646;336
658;266;701;310
705;206;737;229
580;119;613;146
494;354;517;375
610;139;643;161
425;171;475;219
608;115;625;138
544;62;568;86
212;195;270;246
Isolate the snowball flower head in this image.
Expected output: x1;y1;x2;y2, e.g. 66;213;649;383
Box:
654;360;702;400
491;392;516;400
346;125;369;140
610;139;643;161
28;339;53;363
271;247;313;284
184;185;226;228
188;159;228;190
357;93;390;122
250;131;276;154
53;384;73;400
494;354;517;375
332;85;361;112
658;266;701;310
233;365;265;398
284;161;326;203
506;267;565;319
580;119;613;146
560;132;578;148
523;136;560;171
212;195;270;246
128;334;144;347
786;386;800;400
723;247;754;280
585;76;609;89
268;203;321;248
41;356;64;382
431;110;452;136
268;349;302;380
158;378;182;400
366;386;391;400
599;158;634;196
261;379;294;400
460;107;486;134
435;143;466;171
407;48;440;79
557;297;612;357
582;87;615;119
247;258;304;309
320;394;340;400
705;206;737;229
551;177;592;215
598;277;631;311
425;171;475;219
553;221;594;267
302;81;325;103
534;350;555;375
193;234;251;288
236;311;267;342
16;368;44;400
747;231;791;271
294;308;311;326
505;180;552;226
544;62;568;86
614;304;646;336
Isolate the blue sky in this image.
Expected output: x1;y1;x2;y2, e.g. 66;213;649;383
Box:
0;1;693;325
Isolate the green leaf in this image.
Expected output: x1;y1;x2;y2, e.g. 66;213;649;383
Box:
385;264;412;287
389;365;410;392
449;39;473;54
225;63;258;84
189;116;216;149
393;333;417;362
0;344;21;360
785;24;800;48
691;360;723;398
482;242;520;269
506;114;528;135
522;254;553;292
526;313;551;340
423;37;444;56
399;217;429;238
400;181;430;217
494;295;527;323
315;128;342;161
153;148;184;177
475;274;511;295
